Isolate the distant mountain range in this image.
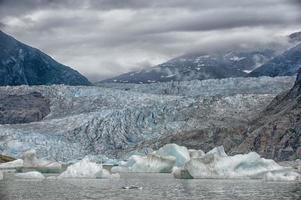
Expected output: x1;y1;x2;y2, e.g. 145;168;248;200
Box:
102;31;301;84
0;30;91;86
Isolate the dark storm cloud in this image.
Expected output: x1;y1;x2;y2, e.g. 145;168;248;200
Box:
0;0;300;81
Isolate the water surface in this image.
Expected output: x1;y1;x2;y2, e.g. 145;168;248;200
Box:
0;173;300;200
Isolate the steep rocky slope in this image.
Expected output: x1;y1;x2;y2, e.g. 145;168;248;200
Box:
0;30;91;86
0;92;50;124
0;77;294;161
249;43;301;77
234;69;301;161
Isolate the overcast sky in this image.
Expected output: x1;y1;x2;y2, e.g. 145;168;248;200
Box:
1;0;301;81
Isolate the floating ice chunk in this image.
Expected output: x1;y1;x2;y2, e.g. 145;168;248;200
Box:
189;149;205;158
155;144;190;167
206;146;227;157
0;171;3;180
58;158;118;179
129;154;176;173
113;154;176;173
264;170;300;182
0;159;23;169
22;150;62;171
15;171;45;179
111;166;129;173
185;149;285;179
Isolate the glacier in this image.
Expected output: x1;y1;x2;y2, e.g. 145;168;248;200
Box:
0;76;295;161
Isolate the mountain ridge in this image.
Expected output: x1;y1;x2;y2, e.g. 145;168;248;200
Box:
0;30;91;86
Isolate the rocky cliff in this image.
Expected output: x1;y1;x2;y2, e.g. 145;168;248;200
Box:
234;69;301;160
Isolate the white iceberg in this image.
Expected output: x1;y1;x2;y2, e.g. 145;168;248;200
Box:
58;158;118;179
0;159;24;169
264;170;300;182
15;171;45;179
22;150;62;172
112;154;176;173
184;146;295;180
155;144;190;167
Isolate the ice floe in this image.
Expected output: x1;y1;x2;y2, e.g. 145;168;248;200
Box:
112;143;300;181
23;150;62;171
155;144;190;167
263;170;300;182
15;171;45;179
58;158;119;179
112;154;176;173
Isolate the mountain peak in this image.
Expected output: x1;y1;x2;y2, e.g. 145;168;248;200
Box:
0;31;91;86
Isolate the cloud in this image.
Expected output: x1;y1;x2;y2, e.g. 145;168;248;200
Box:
0;0;301;81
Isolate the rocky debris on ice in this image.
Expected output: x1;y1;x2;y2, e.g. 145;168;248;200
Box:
189;149;205;159
15;171;45;179
58;158;119;179
0;159;23;169
22;149;62;171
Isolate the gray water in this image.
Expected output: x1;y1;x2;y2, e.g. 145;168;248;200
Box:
0;173;300;200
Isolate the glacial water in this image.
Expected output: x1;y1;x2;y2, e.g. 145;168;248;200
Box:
0;173;300;200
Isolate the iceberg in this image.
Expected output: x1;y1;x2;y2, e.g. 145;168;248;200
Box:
0;159;23;169
15;171;45;179
183;146;297;180
155;144;190;167
22;150;62;172
58;158;118;179
264;170;300;182
112;154;176;173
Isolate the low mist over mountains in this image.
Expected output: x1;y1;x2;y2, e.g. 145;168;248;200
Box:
102;31;301;84
249;42;301;77
0;31;91;86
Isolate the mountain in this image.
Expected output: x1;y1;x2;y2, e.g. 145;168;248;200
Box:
248;43;301;77
0;30;91;86
101;50;276;84
234;69;301;160
289;31;301;43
